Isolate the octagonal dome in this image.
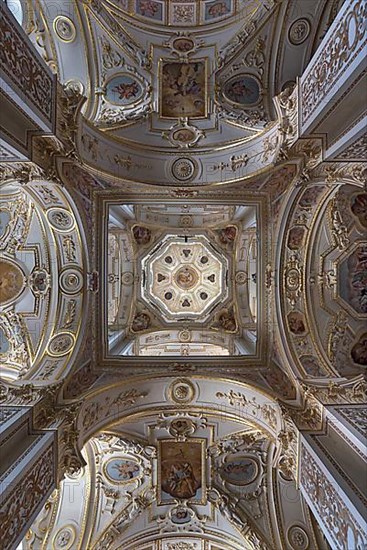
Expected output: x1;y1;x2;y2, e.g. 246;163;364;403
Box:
141;234;229;322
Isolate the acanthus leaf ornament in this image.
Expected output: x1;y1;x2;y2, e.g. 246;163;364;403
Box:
216;390;278;430
284;254;303;307
329;198;350;249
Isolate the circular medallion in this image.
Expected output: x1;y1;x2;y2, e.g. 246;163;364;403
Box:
59;268;83;295
47;208;75;231
0;259;25;305
104;458;141;483
235;271;247;285
288;525;310;550
53;16;76;42
180;215;193;227
53;525;76;550
168;378;196;404
105;74;144;106
48;333;75;356
179;329;192;343
288;18;311;45
219;456;258;486
121;272;134;285
171;157;197;182
223;75;260;106
174;266;199;290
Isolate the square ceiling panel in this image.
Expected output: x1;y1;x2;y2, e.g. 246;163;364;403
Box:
96;194;268;366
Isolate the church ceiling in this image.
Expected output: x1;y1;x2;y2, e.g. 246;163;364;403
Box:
26;376;322;550
23;0;342;187
101;200;261;360
0;180;89;383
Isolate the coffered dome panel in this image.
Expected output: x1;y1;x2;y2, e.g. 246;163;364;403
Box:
141;235;229;322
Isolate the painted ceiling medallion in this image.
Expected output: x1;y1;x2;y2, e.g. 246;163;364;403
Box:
141;235;229;322
0;258;25;305
222;75;261;106
171;36;195;54
104;457;141;483
104;74;145;106
219;456;259;486
53;16;76;43
164;32;205;59
164;121;205;148
171;157;198;182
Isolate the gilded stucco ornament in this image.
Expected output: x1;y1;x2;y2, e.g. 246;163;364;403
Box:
284;254;302;307
81;389;149;432
287;525;310;550
301;377;367;405
300;444;367;549
163;120;205;148
216;390;278;430
167;378;196;404
288;18;311;45
53;525;76;549
48;333;75;357
47;208;75;232
329;199;350;249
53;16;76;43
171;157;198;182
277;410;299;480
29;267;50;296
59;268;84;295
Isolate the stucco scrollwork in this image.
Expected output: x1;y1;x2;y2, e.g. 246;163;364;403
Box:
300;444;367;549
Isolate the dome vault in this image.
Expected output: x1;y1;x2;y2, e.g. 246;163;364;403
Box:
141;234;229;322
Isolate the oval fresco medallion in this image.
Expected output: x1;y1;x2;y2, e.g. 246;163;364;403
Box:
0;259;25;305
351;333;367;366
0;328;10;355
223;75;260;106
105;74;144;106
350;193;367;228
172;37;195;53
0;210;11;238
219;456;258;485
104;458;141;483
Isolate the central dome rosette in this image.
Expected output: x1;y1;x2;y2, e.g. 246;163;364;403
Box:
141;234;229;322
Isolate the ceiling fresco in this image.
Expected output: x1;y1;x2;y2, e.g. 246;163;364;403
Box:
24;376;324;550
1;1;366;549
22;0;341;187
